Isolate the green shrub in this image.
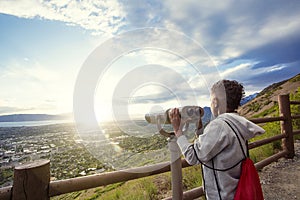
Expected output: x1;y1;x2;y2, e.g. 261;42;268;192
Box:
290;87;300;139
182;165;202;190
0;168;13;185
289;74;300;82
249;121;281;163
252;103;278;118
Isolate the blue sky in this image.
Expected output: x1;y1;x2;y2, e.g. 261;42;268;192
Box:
0;0;299;122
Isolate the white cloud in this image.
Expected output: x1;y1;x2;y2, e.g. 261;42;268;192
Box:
219;13;300;61
265;65;286;73
1;0;300;117
156;1;300;64
0;58;76;114
0;0;126;36
220;61;288;82
221;63;253;78
7;59;56;82
258;14;300;41
2;0;299;61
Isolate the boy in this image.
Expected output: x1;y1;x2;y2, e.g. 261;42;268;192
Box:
170;80;265;200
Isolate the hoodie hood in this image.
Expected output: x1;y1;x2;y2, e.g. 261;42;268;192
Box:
217;113;265;140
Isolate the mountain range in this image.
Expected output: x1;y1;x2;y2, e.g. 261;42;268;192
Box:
0;113;72;122
240;93;258;106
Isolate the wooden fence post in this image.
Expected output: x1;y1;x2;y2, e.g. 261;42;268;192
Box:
12;159;50;200
278;94;295;158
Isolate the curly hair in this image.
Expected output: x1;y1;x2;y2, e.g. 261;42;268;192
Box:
211;80;245;112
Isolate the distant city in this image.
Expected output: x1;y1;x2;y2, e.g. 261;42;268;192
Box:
0;123;111;187
0;120;170;187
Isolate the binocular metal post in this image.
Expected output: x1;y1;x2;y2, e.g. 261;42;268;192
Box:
168;135;183;200
156;118;183;200
148;108;204;199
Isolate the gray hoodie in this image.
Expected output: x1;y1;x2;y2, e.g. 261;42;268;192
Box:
177;113;265;200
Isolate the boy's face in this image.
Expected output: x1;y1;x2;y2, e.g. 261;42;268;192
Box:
210;91;218;117
210;90;226;117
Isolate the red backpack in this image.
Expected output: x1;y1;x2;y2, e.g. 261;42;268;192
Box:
234;158;264;200
224;121;264;200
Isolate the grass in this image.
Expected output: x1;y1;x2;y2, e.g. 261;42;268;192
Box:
289;74;300;82
290;87;300;140
88;176;164;199
50;165;203;200
182;164;202;190
0;168;13;186
86;183;125;200
249;121;281;163
252;102;278;118
250;87;300;162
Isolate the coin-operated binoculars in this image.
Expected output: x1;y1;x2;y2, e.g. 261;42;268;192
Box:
145;106;205;199
145;106;204;137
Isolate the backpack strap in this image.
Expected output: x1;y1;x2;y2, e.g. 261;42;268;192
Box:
191;145;244;171
212;159;222;200
223;120;248;159
191;119;248;171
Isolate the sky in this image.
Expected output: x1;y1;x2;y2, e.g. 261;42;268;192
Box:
0;0;300;123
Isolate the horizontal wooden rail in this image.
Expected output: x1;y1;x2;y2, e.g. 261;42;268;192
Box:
290;101;300;105
248;134;286;149
50;159;190;197
163;186;204;200
293;129;300;136
250;116;284;124
254;150;288;170
292;114;300;120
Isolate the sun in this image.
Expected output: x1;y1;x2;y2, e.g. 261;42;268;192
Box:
95;104;113;122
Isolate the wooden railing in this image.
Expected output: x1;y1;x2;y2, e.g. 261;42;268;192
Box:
0;94;299;200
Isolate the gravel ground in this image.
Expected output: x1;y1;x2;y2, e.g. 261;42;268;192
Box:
259;140;300;200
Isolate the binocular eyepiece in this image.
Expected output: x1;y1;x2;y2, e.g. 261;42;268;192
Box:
145;106;204;124
145;106;204;137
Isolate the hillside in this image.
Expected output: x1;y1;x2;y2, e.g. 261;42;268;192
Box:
238;73;300;118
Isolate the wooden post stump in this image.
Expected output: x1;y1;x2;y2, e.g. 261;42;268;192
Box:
12;159;50;200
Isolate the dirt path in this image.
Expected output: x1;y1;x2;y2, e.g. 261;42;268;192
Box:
259;140;300;200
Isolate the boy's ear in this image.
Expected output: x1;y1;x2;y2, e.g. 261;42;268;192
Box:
213;97;218;108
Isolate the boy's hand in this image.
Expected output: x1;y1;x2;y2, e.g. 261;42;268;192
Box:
169;108;183;137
